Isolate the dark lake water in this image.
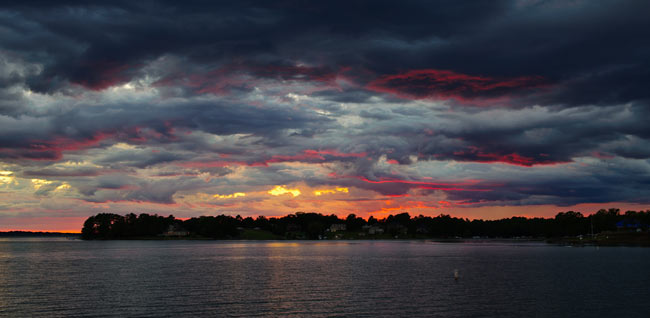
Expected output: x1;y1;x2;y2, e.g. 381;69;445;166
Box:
1;239;649;317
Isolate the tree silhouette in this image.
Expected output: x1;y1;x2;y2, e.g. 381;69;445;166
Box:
80;209;649;240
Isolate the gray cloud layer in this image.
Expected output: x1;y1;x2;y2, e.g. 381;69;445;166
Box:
1;0;649;208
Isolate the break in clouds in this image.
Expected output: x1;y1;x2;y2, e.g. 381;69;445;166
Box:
1;0;650;225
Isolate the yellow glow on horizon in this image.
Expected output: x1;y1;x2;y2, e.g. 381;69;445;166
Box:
314;187;349;196
31;179;53;190
214;192;246;199
268;185;301;197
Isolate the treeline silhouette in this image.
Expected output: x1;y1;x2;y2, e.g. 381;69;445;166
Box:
0;231;80;237
81;208;650;240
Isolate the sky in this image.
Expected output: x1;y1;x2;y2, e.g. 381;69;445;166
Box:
1;0;650;232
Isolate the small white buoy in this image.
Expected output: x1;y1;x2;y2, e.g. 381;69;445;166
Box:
454;269;460;281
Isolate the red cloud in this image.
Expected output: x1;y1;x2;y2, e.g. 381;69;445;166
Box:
366;69;547;102
2;121;185;162
452;147;569;167
123;124;178;143
0;133;113;161
474;152;537;166
31;133;111;152
327;173;491;194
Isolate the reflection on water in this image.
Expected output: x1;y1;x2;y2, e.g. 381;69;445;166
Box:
0;239;649;317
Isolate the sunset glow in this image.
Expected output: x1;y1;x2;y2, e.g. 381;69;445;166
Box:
268;186;302;197
1;1;649;232
314;187;349;196
213;192;246;199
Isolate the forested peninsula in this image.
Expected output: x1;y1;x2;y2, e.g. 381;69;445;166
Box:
81;208;650;245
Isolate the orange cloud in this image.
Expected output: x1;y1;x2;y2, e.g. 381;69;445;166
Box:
314;187;349;196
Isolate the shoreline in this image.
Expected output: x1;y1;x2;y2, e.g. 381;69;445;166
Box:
6;233;649;247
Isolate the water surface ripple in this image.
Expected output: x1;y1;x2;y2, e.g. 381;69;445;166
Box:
1;239;649;317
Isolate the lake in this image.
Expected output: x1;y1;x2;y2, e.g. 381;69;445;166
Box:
1;239;649;317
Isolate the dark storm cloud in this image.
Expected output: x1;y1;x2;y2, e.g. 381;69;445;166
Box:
69;172;228;204
341;101;650;168
1;0;649;208
21;167;103;178
2;1;648;105
0;97;333;161
0;1;508;93
441;158;650;207
93;149;187;169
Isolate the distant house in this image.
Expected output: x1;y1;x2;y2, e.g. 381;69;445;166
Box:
329;224;347;232
416;226;429;234
367;225;384;235
163;224;189;237
616;219;645;231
